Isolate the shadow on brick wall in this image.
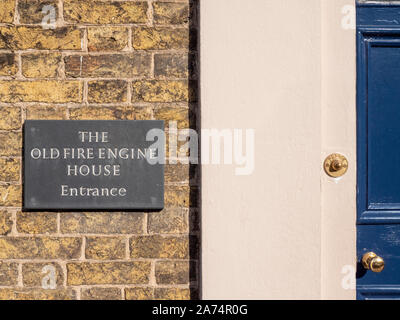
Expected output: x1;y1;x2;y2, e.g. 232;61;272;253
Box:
188;0;201;300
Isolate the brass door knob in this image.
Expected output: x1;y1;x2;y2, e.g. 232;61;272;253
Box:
362;252;385;273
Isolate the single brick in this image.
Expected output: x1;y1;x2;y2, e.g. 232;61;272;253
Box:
0;132;21;156
153;2;189;25
0;237;82;259
64;54;151;78
22;262;64;287
64;0;148;24
0;53;17;76
60;212;144;234
69;106;151;120
125;287;153;300
165;164;198;184
0;107;21;130
0;26;81;50
0;184;21;206
0;210;12;235
88;27;128;51
67;262;151;285
82;287;122;300
17;211;57;234
18;0;59;24
155;261;190;285
0;288;76;300
165;163;190;183
165;185;199;207
154;53;196;79
132;80;191;103
85;237;126;260
0;0;15;23
0;262;18;286
133;27;189;50
165;130;191;158
148;208;188;234
154;288;191;300
0;81;82;103
26;105;67;120
125;107;153;120
87;81;127;103
69;106;127;120
21;52;61;78
130;235;189;259
154;106;191;129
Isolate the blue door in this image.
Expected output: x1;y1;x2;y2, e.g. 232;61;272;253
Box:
357;1;400;299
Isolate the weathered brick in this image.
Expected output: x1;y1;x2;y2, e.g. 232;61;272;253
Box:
148;208;188;234
0;81;82;103
0;132;21;156
165;185;198;207
0;0;15;23
132;80;191;103
133;26;190;51
0;210;13;235
165;129;191;158
85;237;125;260
18;0;59;24
154;106;190;129
155;53;196;79
88;27;128;51
155;261;190;285
17;211;57;234
0;107;21;130
60;212;144;234
82;287;121;300
0;237;82;259
69;106;152;120
64;0;148;24
154;288;191;300
0;26;81;50
26;105;67;120
21;52;61;78
88;80;127;103
67;262;150;285
0;288;76;300
126;107;153;120
22;262;64;287
0;53;17;76
165;163;198;184
153;2;189;25
0;184;21;206
165;163;189;183
69;106;128;120
125;287;153;300
130;235;189;259
64;54;151;78
133;27;189;50
0;262;18;286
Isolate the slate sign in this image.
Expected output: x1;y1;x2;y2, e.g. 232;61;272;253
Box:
24;120;164;210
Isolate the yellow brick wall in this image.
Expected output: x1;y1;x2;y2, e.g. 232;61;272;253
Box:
0;0;199;300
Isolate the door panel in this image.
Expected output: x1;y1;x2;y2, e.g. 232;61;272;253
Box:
357;2;400;299
358;225;400;286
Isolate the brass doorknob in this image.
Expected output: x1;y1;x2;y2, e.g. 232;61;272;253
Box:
362;252;385;273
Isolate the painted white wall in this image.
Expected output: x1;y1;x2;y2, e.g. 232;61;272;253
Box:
201;0;356;299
